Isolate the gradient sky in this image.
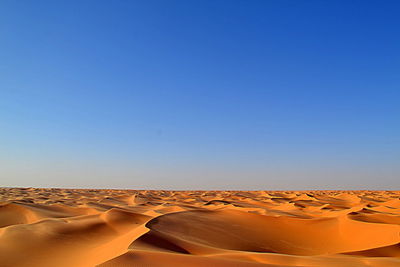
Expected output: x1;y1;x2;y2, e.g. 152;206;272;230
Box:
1;0;399;190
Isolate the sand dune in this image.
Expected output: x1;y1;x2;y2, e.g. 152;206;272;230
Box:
0;188;399;266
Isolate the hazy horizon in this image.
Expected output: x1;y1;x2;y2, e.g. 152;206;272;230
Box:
1;0;399;190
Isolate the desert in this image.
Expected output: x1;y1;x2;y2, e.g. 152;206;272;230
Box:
0;188;399;266
2;0;400;266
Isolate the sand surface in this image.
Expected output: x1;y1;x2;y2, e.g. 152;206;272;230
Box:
0;188;399;266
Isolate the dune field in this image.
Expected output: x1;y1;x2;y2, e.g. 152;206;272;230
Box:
0;188;399;266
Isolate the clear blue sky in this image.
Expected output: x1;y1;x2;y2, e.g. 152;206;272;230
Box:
1;0;399;189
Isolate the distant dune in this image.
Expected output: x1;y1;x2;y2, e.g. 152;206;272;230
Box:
0;188;399;266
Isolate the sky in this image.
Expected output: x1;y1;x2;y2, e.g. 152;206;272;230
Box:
1;0;399;190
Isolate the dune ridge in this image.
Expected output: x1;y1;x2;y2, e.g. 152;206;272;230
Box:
0;188;399;266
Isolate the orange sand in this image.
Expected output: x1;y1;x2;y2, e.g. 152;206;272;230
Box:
0;188;399;266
